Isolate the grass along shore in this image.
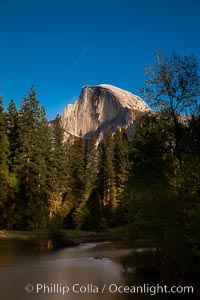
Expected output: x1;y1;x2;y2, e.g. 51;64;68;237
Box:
0;227;126;248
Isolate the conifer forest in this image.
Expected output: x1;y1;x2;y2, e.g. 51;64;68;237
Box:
0;51;200;279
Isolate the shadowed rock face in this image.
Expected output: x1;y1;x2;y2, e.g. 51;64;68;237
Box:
62;84;150;140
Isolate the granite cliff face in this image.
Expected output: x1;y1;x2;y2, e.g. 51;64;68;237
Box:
62;84;150;140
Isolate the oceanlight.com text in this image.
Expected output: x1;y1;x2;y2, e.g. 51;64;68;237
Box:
25;282;194;296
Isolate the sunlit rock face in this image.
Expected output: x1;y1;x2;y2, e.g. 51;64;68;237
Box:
62;84;150;140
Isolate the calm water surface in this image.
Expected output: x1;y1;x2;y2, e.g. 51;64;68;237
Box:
0;240;197;300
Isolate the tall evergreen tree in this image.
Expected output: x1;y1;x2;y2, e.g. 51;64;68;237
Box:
0;97;10;166
67;134;86;228
0;97;11;227
127;113;178;271
83;188;105;231
4;99;21;229
113;128;130;224
67;134;86;202
96;130;117;226
85;135;99;196
48;114;70;234
17;87;50;229
6;99;19;169
17;87;41;199
50;114;67;192
102;130;116;206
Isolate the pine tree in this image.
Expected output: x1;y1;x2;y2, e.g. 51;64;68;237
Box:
127;113;176;268
0;97;10;167
96;130;117;226
50;114;67;192
68;134;86;203
6;99;19;169
85;135;99;197
102;130;116;206
4;99;21;229
83;188;105;231
17;87;49;230
113;128;130;224
48;114;70;233
17;87;41;198
68;134;86;228
0;97;11;228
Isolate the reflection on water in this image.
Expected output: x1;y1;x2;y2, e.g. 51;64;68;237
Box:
0;240;198;300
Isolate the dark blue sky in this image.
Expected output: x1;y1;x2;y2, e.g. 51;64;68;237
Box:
0;0;200;119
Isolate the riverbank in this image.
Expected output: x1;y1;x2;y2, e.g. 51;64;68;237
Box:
0;227;126;247
0;230;35;240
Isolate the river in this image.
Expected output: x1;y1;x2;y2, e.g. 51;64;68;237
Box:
0;240;197;300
